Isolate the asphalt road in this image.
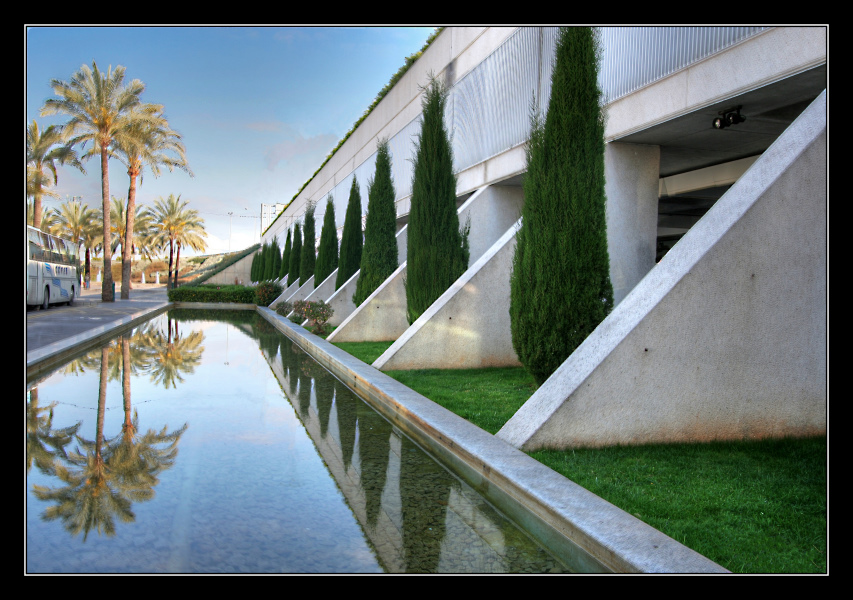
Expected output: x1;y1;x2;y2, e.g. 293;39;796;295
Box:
26;285;170;356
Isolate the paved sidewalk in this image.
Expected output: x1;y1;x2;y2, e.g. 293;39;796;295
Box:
26;282;171;376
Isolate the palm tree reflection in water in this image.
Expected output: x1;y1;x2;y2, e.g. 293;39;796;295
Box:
31;322;189;541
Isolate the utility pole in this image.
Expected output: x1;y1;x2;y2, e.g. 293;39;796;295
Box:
228;212;233;253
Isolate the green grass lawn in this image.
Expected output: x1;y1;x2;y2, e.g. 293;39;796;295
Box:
530;437;826;573
303;324;336;339
330;340;393;364
330;341;827;573
385;366;537;435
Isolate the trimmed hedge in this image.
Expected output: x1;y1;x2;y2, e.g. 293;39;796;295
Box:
168;284;256;304
288;223;302;287
254;281;283;307
300;202;316;286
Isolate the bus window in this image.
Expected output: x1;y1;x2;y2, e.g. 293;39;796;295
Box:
28;241;42;261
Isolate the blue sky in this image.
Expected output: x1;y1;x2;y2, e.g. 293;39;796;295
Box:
26;25;436;255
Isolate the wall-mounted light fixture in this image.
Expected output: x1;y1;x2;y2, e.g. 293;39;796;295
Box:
713;106;746;129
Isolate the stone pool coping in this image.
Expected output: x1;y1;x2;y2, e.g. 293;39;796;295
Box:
26;300;729;573
26;303;172;381
256;307;729;574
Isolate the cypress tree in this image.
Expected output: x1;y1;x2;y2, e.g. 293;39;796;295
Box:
510;27;614;386
315;196;339;286
336;176;363;290
300;201;316;286
272;239;281;280
254;243;264;281
354;138;398;306
265;237;280;281
405;76;469;324
279;228;292;281
262;241;273;281
251;250;260;282
272;237;282;280
288;223;302;287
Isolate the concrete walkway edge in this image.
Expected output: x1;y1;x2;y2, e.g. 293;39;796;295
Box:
257;306;730;574
27;302;172;379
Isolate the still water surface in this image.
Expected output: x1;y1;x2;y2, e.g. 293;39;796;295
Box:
26;309;567;573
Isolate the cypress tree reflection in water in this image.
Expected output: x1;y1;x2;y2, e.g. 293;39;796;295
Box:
27;310;567;573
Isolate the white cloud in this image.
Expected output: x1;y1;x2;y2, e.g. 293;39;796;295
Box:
264;130;338;172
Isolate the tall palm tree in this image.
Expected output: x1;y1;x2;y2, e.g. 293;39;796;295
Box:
26;120;84;229
113;105;192;299
172;217;207;289
80;212;104;287
147;194;180;287
108;196;128;260
28;201;60;233
147;194;207;288
53;197;97;244
40;62;149;302
52;197;99;288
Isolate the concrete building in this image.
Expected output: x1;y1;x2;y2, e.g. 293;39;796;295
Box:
260;27;827;449
261;202;287;234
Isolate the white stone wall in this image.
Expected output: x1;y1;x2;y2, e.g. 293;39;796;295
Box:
498;92;827;450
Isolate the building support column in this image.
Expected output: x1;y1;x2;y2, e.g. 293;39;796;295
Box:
604;142;660;306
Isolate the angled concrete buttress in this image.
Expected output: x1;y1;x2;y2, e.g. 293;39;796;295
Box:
206;251;256;286
322;269;359;327
270;280;301;308
326;261;410;343
327;184;524;345
298;271;347;326
497;90;827;451
373;220;522;370
324;224;411;341
321;223;411;330
371;152;659;369
287;275;315;303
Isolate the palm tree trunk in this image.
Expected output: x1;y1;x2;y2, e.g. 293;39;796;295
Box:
85;247;91;287
174;241;182;288
32;192;43;229
100;148;114;302
121;169;139;299
167;239;174;289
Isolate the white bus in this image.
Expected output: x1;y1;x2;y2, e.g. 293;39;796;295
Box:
26;225;82;309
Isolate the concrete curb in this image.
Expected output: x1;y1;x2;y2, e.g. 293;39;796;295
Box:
257;306;729;573
26;302;172;380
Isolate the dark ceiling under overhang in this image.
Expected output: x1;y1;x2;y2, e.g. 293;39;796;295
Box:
616;64;827;178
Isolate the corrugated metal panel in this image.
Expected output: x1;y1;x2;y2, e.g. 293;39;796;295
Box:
284;26;769;228
451;26;541;172
387;117;421;201
598;26;769;102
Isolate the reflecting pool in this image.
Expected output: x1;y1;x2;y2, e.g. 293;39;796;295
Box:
26;309;568;573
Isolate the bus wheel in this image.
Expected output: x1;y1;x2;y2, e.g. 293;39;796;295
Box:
42;288;49;310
